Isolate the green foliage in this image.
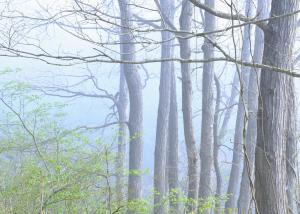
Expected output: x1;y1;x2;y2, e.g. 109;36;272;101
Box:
0;82;125;213
127;199;152;214
0;74;235;214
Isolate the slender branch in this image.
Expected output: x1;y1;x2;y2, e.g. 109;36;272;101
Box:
0;97;50;172
189;0;300;32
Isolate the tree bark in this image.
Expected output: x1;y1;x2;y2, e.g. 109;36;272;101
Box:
116;64;128;204
286;81;298;214
225;1;254;212
213;75;222;214
153;0;175;213
237;1;270;213
179;1;199;212
118;1;144;213
167;65;179;213
255;0;298;213
199;0;216;209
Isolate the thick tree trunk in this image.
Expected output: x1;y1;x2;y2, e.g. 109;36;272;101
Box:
237;1;270;213
153;1;175;213
167;66;179;212
225;1;254;212
116;65;128;204
198;1;216;209
213;75;222;214
286;82;298;214
255;0;298;213
179;1;199;212
118;1;143;213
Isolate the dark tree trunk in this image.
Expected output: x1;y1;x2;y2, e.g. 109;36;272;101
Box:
179;1;199;212
237;1;270;213
118;1;144;213
153;0;175;213
255;0;298;213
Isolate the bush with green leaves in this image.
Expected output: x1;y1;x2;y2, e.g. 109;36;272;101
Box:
0;81;129;213
0;75;232;214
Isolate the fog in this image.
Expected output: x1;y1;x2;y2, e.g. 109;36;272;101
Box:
0;0;299;213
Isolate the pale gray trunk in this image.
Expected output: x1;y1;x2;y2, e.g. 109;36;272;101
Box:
198;0;216;208
286;82;298;214
213;75;222;214
118;1;144;213
218;72;239;141
153;0;175;213
255;0;298;213
225;1;254;212
237;1;270;213
225;0;253;213
116;64;128;204
215;47;239;213
179;1;199;212
167;65;179;213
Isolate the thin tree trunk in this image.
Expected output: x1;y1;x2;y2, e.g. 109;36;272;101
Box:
237;1;270;213
214;50;239;213
118;1;143;213
218;72;239;141
167;65;179;213
179;1;198;212
153;1;175;213
225;1;254;212
198;0;216;209
255;0;298;213
116;64;128;204
213;74;222;214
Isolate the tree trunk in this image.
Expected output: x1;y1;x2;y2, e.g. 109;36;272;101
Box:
286;81;298;214
255;0;298;213
116;64;128;204
237;1;270;213
198;0;216;209
218;72;239;141
179;1;199;212
225;1;254;212
118;1;144;213
213;75;222;214
153;1;175;213
167;65;179;213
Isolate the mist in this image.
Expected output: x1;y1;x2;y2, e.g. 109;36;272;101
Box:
0;0;299;213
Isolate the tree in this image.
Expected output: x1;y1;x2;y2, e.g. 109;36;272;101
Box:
213;74;222;213
117;1;144;212
198;0;216;209
225;1;255;212
255;0;299;213
153;0;175;212
116;63;129;204
167;65;180;212
237;0;270;213
179;1;199;212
